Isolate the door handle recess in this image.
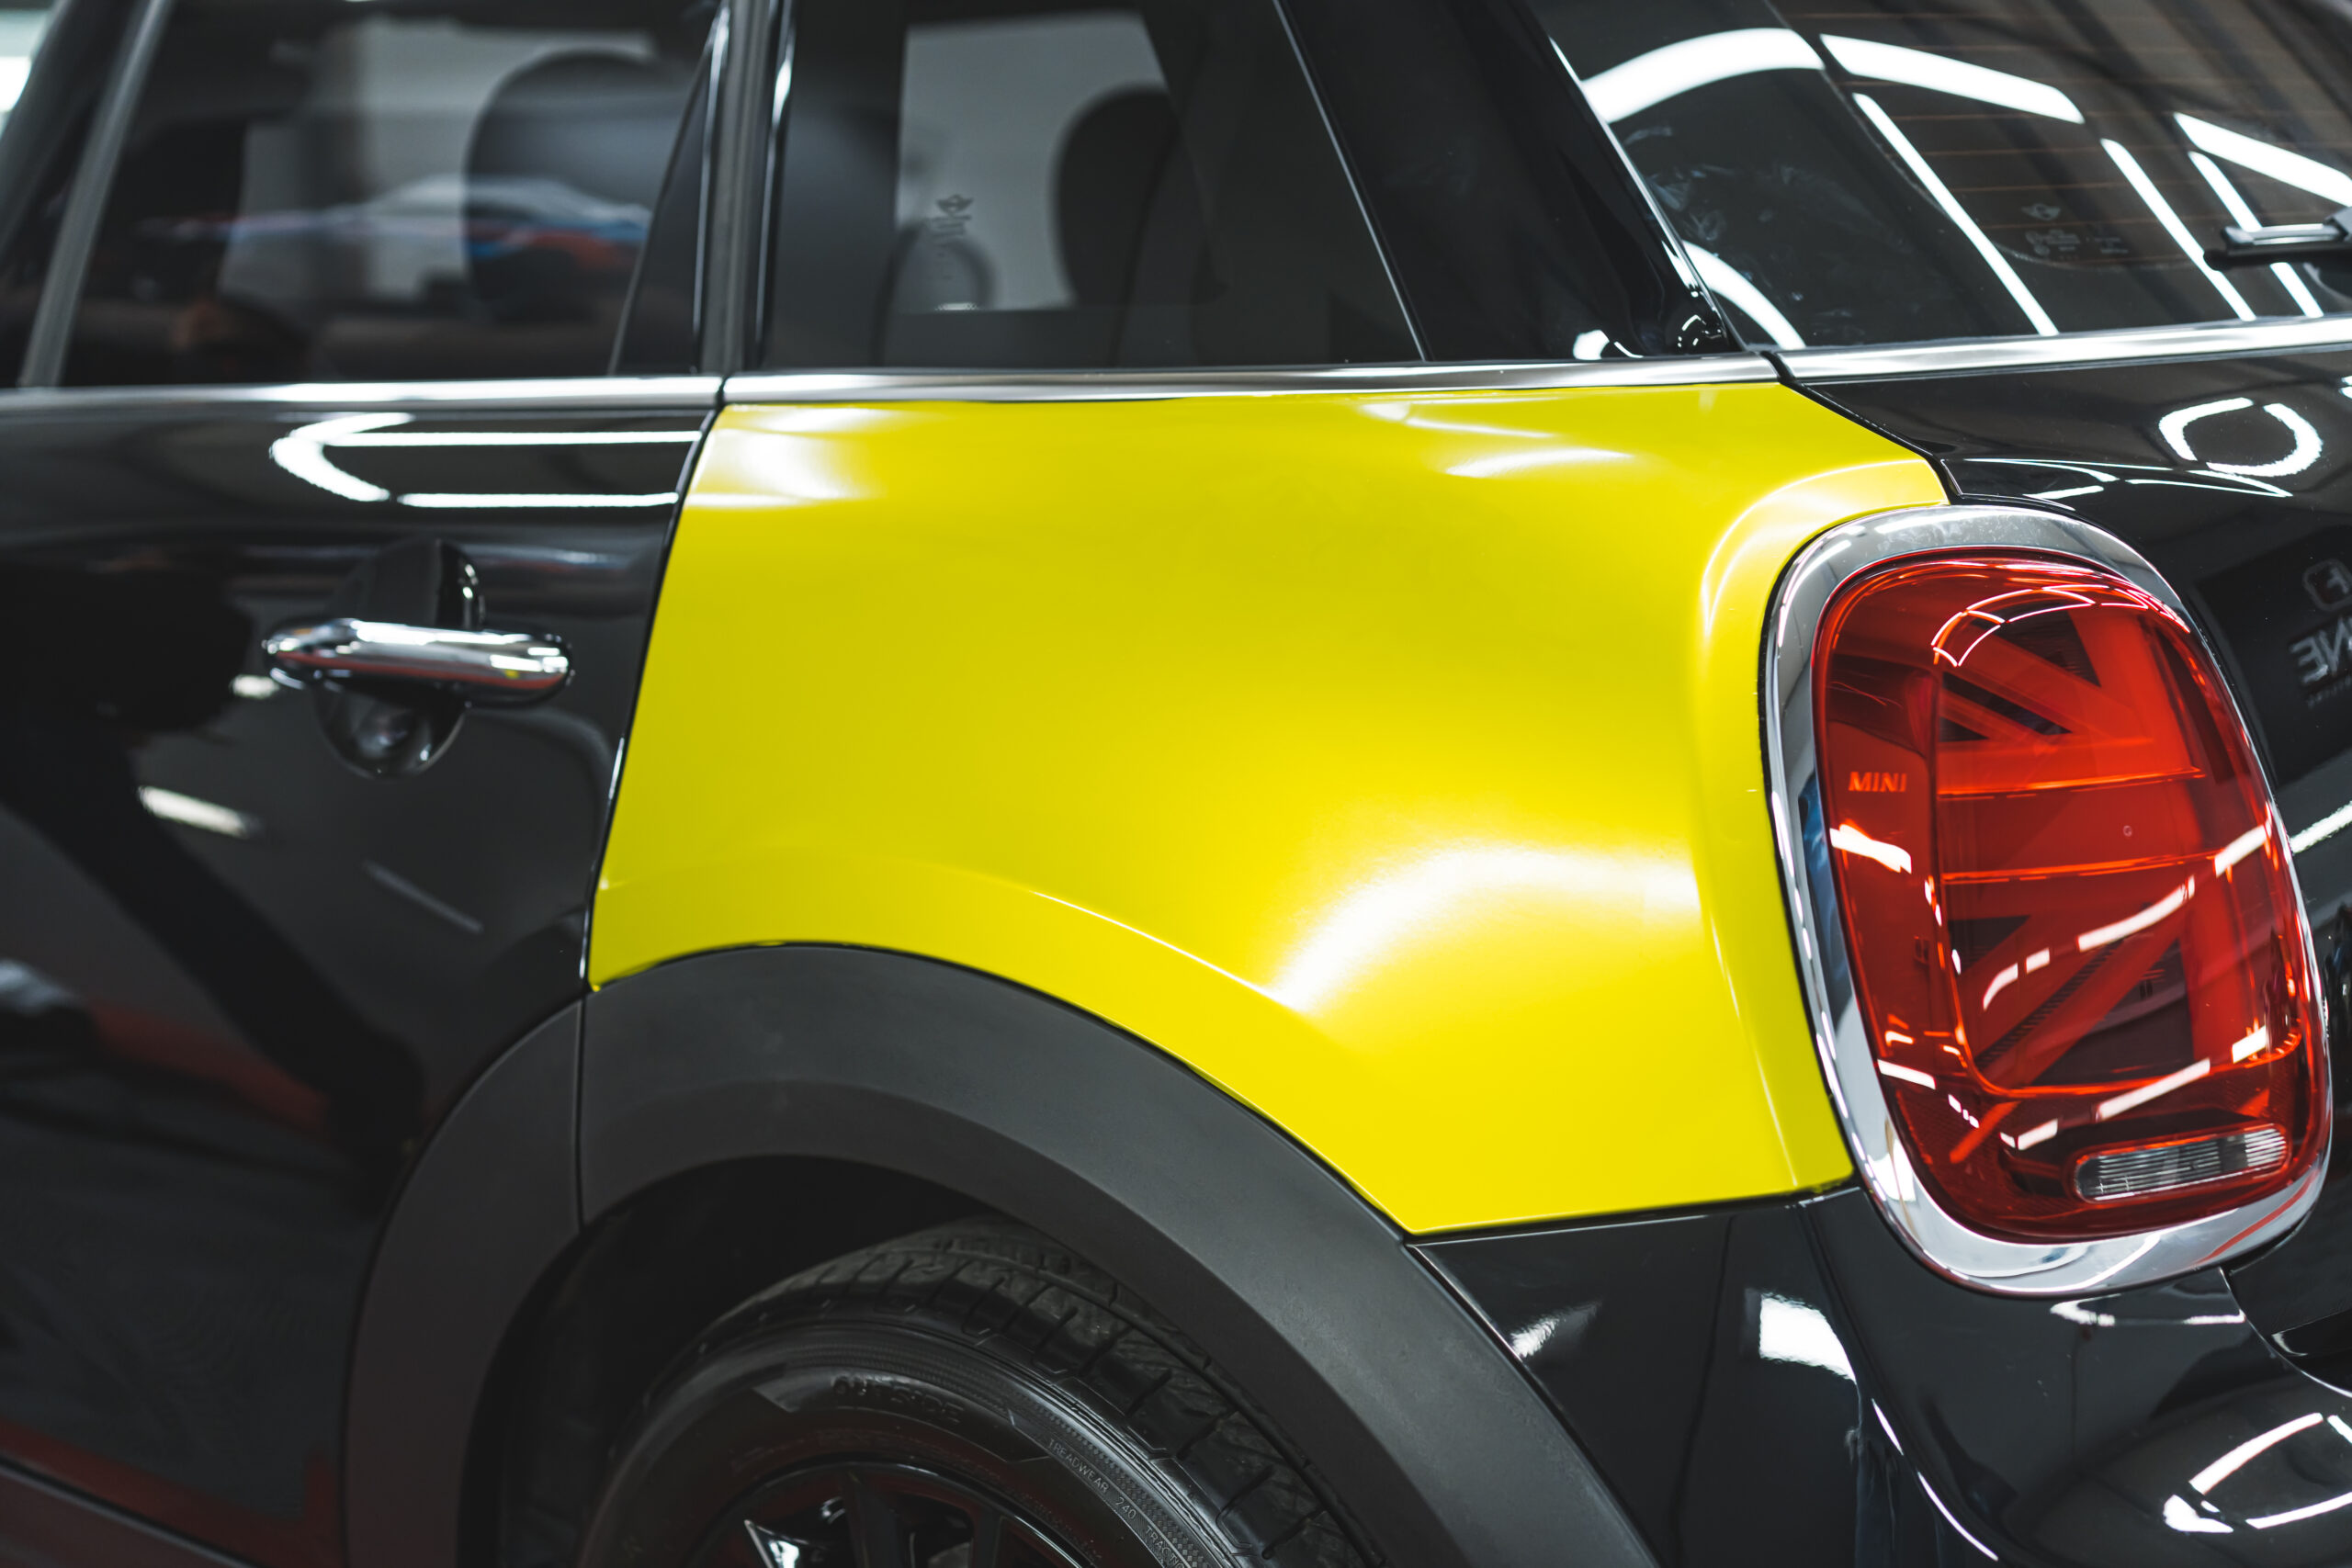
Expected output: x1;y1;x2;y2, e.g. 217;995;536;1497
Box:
264;617;570;705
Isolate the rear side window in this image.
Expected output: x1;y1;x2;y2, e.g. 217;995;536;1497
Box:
762;0;1417;370
0;4;53;141
0;0;85;382
62;0;717;386
1541;0;2352;348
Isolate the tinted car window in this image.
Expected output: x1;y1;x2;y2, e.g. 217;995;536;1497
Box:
0;3;51;141
0;0;83;381
762;0;1416;370
62;0;714;386
1280;0;1733;364
1541;0;2352;347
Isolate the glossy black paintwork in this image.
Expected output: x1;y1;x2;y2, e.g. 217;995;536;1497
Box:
1808;353;2352;1380
1419;1197;1875;1565
0;396;699;1567
1429;1186;2352;1566
1804;351;2352;840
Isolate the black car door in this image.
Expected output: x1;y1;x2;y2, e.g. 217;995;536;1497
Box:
0;0;723;1560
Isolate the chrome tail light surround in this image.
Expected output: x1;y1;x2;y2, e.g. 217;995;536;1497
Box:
1762;504;2329;1295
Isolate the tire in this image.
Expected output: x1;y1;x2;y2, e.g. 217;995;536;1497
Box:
573;1220;1375;1568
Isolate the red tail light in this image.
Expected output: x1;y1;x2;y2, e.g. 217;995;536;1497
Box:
1814;553;2325;1242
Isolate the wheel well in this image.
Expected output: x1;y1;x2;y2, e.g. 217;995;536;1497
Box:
535;945;1652;1568
468;1156;988;1568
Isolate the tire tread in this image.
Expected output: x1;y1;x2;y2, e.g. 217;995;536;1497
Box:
729;1221;1374;1568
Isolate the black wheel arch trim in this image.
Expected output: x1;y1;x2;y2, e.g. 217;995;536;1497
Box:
348;942;1655;1568
346;1001;583;1568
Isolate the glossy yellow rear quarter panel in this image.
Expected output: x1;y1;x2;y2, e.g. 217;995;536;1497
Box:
592;382;1942;1234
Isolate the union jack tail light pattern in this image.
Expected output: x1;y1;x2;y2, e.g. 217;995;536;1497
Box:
1815;554;2326;1240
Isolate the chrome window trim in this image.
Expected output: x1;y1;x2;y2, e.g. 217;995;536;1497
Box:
0;376;722;412
0;356;1774;415
1764;503;2330;1296
720;355;1778;402
701;0;773;376
1780;315;2352;382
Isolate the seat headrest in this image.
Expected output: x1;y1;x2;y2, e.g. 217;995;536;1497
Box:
467;52;688;214
1055;87;1208;307
462;51;691;321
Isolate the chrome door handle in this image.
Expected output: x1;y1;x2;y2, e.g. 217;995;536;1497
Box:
263;617;571;705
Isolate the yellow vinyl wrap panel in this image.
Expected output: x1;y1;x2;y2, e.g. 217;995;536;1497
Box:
592;382;1944;1234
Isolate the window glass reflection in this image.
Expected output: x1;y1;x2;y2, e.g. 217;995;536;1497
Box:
64;0;714;386
763;0;1417;370
0;3;53;139
1540;0;2352;346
